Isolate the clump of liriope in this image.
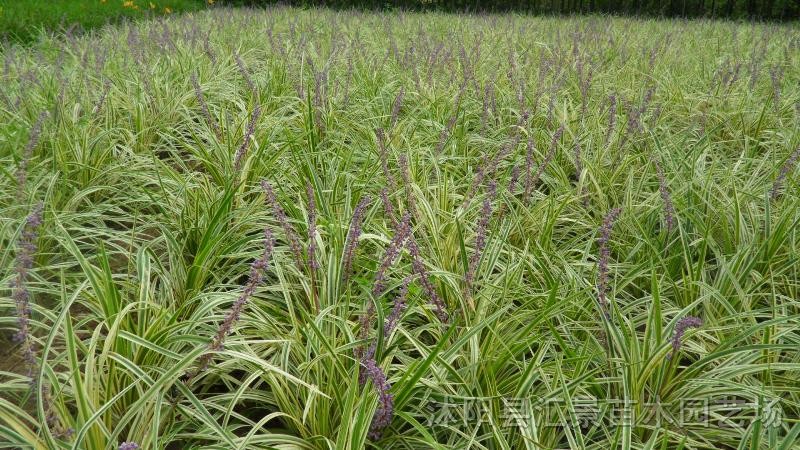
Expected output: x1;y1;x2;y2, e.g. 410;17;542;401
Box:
669;316;703;359
356;211;411;361
359;274;413;366
190;229;274;378
376;193;446;323
356;218;416;440
4;10;800;450
359;276;414;441
596;208;622;316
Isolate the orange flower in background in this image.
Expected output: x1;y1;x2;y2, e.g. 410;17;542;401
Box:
164;6;172;13
122;0;134;7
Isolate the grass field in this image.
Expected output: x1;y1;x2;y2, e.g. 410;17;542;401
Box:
2;6;800;450
0;0;207;43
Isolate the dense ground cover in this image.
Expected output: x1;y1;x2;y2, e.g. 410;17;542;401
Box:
1;6;800;449
0;0;207;43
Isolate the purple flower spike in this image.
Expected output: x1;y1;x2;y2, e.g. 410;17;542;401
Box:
203;31;217;65
466;181;497;292
234;52;256;95
769;65;783;113
390;87;404;129
11;204;71;436
605;94;617;146
596;208;622;315
118;442;140;450
306;183;319;271
376;128;395;190
464;134;520;209
233;104;261;173
434;112;458;155
15;111;48;202
262;180;305;270
508;165;521;194
573;140;590;208
384;276;412;337
211;228;273;350
652;156;676;232
12;203;44;376
93;79;112;118
523;135;536;199
191;229;274;377
669;316;703;358
525;125;563;205
373;213;412;298
398;154;416;217
406;236;447;323
379;188;397;228
770;146;800;200
191;72;222;140
573;141;584;182
342;196;371;283
361;356;394;440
